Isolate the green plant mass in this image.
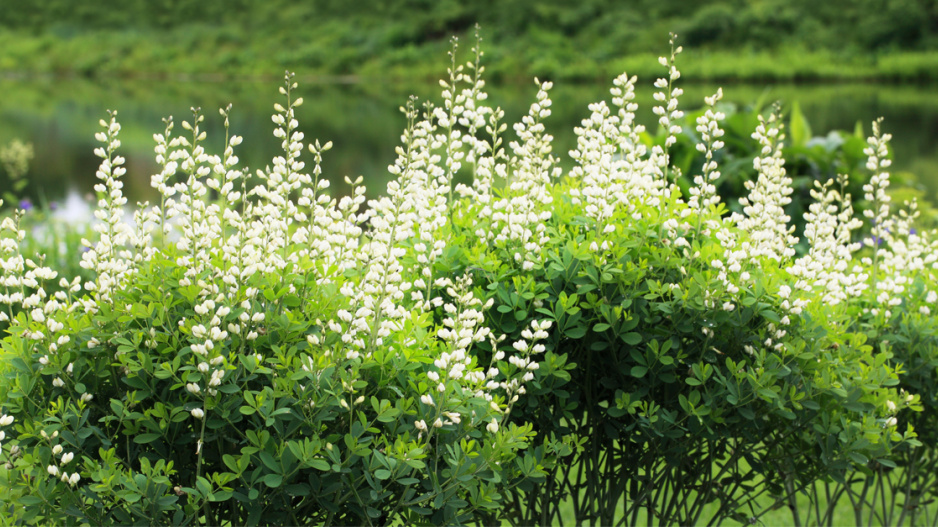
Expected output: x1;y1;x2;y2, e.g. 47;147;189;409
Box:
1;35;938;526
1;0;938;82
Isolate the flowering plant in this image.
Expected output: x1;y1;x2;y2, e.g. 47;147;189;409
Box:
0;32;933;527
0;63;550;525
439;37;920;525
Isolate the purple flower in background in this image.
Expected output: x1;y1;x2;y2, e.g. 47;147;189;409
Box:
49;201;58;212
19;199;32;211
910;228;918;236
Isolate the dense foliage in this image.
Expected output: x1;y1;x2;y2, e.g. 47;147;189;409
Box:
1;37;937;525
1;1;938;81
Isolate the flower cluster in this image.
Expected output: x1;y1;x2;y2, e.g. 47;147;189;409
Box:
651;34;685;188
485;80;558;271
789;175;867;305
79;111;135;311
0;207;26;323
415;274;550;438
41;430;80;487
688;88;725;212
733;110;797;263
863;118;893;253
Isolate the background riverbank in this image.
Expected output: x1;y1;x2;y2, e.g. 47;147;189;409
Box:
1;0;937;83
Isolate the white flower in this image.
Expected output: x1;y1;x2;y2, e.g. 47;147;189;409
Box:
191;408;205;419
61;452;74;465
486;419;499;433
52;444;63;455
0;415;13;426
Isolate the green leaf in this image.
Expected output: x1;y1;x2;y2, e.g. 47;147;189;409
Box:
284;484;310;496
263;474;283;488
18;496;42;506
195;477;213;497
375;469;391;480
630;366;648;378
134;433;161;444
848;452;870;466
309;459;330;471
283;294;301;307
404;459;426;470
679;394;692;414
790;101;812;147
876;458;897;468
621;332;642;345
223;454;241;474
211;490;234;502
761;310;781;324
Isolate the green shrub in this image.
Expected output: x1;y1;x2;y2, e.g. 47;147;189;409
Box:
0;35;934;527
0;72;550;525
437;40;917;525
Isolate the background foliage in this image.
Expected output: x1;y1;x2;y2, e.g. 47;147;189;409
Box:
1;0;938;81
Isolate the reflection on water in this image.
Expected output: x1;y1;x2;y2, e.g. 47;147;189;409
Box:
51;189;94;223
2;77;937;213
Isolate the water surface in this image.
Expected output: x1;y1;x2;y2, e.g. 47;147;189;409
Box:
2;76;936;213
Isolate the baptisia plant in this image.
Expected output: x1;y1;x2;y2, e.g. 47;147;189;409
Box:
437;35;917;526
0;61;551;525
789;120;938;527
0;32;928;527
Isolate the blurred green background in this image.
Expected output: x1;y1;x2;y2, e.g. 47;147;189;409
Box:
1;0;937;82
1;0;937;212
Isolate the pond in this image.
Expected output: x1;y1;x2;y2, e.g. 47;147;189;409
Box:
1;75;937;218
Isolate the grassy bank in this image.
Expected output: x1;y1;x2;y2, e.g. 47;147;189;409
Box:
3;27;938;84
